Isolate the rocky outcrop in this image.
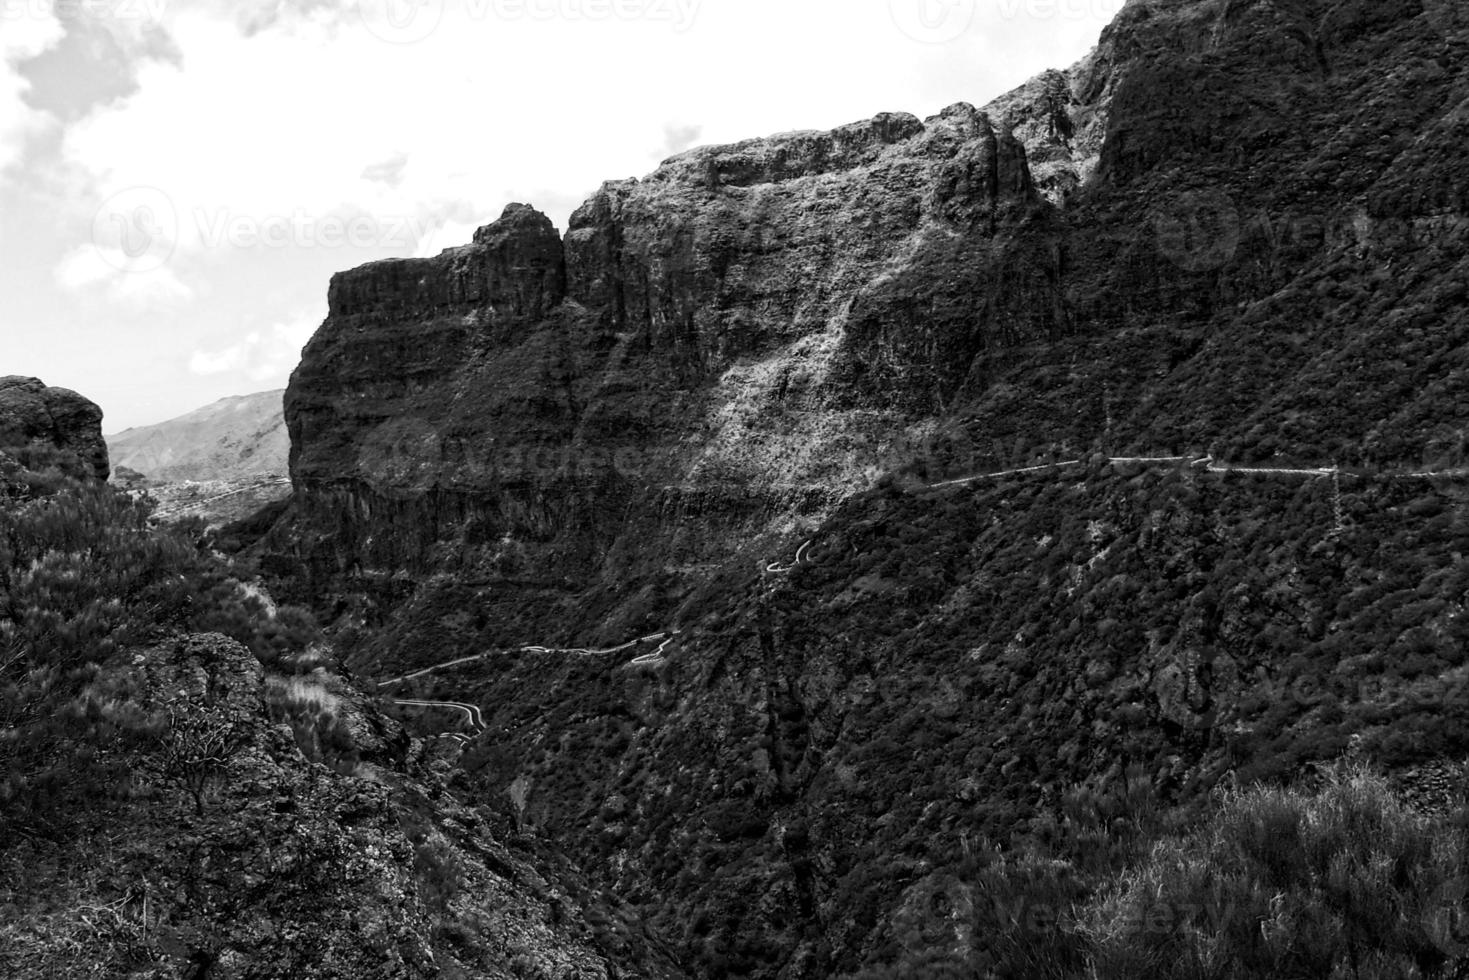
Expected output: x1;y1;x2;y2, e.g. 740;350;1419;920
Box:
0;376;109;480
326;203;566;320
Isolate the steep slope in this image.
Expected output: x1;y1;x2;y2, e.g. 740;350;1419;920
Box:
438;462;1468;976
273;0;1469;976
0;449;682;977
1;631;684;979
107;389;288;485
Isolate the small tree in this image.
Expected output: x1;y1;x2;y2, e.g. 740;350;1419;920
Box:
161;706;242;816
506;774;532;833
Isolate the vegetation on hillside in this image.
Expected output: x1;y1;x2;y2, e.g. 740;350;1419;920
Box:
841;762;1469;979
378;456;1469;977
0;450;686;978
0;449;321;838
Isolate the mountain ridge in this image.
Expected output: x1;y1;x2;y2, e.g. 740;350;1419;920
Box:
107;389;288;485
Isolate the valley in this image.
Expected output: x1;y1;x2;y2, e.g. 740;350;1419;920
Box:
4;0;1469;976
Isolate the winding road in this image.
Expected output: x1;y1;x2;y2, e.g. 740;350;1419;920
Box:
629;631;682;666
927;453;1469;488
928;460;1084;488
380;449;1465;743
766;539;815;574
376;630;683;689
392;698;486;745
383;631;683;742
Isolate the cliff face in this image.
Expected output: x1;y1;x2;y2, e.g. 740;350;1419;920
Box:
284;0;1468;639
0;376;109;481
278;0;1469;975
282;99;1062;641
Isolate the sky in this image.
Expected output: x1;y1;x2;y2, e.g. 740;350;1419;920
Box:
0;0;1119;433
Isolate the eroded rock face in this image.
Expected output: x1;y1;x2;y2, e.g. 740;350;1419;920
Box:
282;97;1065;633
0;376;109;481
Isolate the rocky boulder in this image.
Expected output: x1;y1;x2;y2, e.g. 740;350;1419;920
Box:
0;376;109;481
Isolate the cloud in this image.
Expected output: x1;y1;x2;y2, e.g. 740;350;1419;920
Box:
413;216;479;256
54;243;194;308
361;151;410;188
660;121;702;159
50;0;1117;270
188;308;323;382
0;6;65;174
18;0;1117;430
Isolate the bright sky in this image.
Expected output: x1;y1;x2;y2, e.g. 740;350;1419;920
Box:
0;0;1118;432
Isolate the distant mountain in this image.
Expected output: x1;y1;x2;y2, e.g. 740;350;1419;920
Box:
107;390;287;485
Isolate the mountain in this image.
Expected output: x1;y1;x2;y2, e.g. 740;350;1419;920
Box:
107;390;288;485
256;0;1469;975
275;0;1469;656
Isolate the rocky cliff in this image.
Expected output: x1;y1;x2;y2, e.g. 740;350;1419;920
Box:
283;0;1468;644
0;376;109;481
275;0;1469;975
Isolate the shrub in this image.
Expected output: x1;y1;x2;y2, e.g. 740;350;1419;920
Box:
0;460;321;835
159;704;243;816
1080;762;1467;979
262;675;359;773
